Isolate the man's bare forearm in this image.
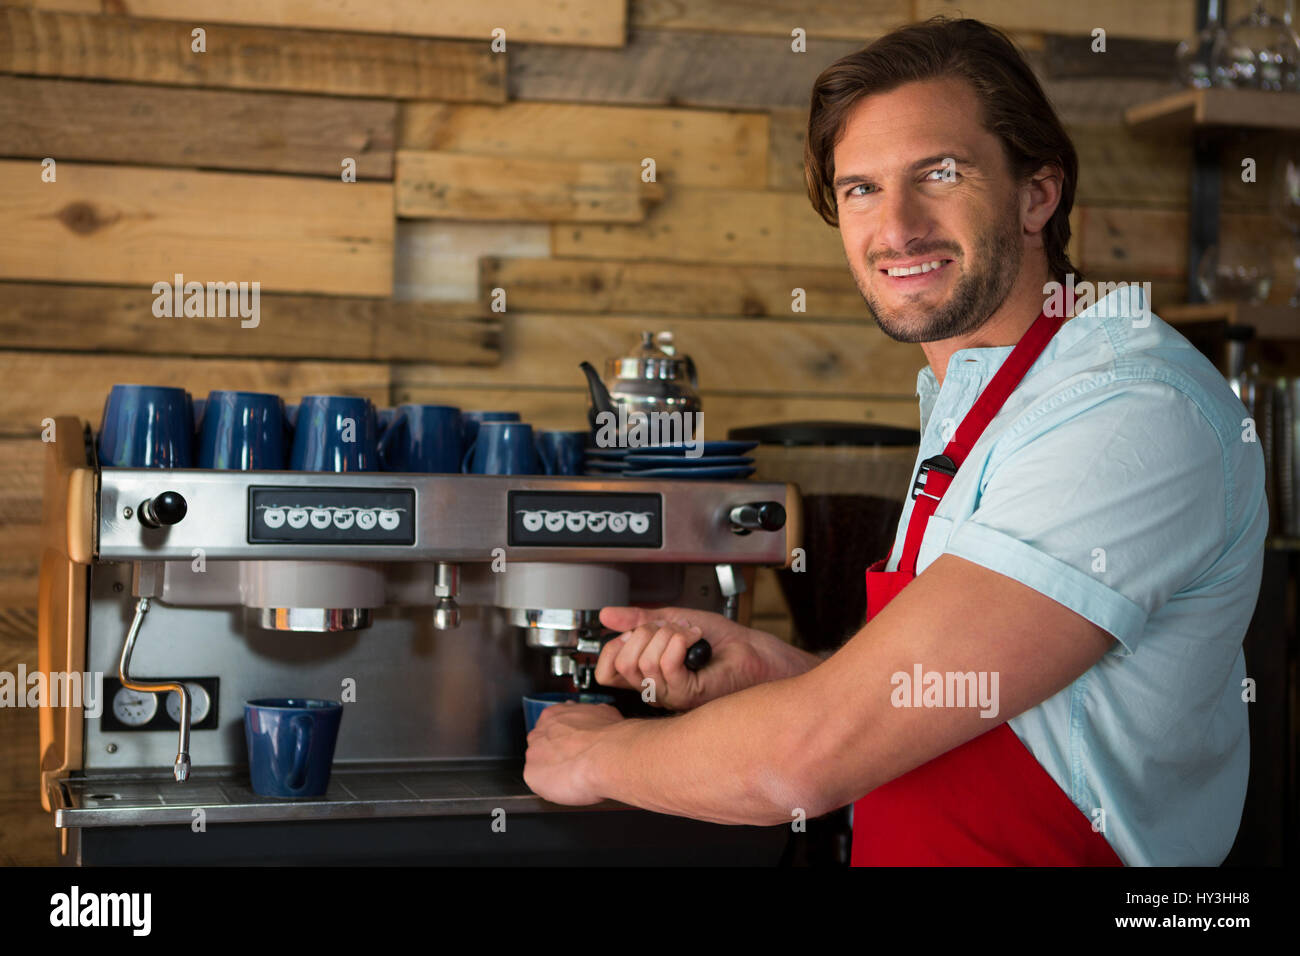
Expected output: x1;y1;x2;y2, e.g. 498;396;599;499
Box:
750;628;832;681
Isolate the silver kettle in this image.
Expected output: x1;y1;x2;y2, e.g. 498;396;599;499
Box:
580;331;702;433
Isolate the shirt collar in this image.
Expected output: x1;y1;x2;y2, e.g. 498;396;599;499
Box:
914;284;1149;399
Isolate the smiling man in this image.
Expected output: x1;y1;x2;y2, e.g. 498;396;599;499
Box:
523;18;1268;866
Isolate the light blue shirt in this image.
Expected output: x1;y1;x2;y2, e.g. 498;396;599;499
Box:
884;284;1268;865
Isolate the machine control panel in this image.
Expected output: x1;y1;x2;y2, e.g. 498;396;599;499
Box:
508;491;662;547
248;486;416;544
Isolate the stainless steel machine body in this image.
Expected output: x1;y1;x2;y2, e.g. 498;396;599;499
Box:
37;420;800;864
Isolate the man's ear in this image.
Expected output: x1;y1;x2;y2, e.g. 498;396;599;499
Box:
1021;163;1063;235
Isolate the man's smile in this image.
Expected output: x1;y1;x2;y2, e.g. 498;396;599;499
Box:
877;257;955;287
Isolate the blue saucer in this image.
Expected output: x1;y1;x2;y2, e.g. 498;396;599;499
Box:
622;465;756;480
624;454;754;467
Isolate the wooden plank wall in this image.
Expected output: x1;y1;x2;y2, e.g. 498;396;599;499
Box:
0;0;1292;864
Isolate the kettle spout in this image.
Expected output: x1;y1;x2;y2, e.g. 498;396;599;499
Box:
580;361;616;431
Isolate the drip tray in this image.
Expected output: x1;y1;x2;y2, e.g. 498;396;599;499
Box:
52;759;613;828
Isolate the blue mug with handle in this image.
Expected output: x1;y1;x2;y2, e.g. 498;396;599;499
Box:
98;384;194;468
535;430;588;476
244;698;343;798
289;395;379;472
522;692;616;733
462;421;541;475
197;390;288;470
378;404;462;473
460;411;521;455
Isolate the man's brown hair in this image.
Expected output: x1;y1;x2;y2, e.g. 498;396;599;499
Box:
804;16;1079;282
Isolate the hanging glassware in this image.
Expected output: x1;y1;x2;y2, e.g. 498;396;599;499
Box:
1176;0;1228;88
1213;0;1300;91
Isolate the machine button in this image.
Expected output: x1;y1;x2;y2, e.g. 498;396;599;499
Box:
522;511;544;532
565;512;586;532
355;510;377;530
629;513;650;534
587;513;608;532
543;512;565;532
310;509;332;529
378;510;400;530
287;509;310;529
609;513;628;532
333;509;356;530
263;508;285;529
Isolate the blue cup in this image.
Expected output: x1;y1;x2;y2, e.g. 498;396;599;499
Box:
461;411;521;454
462;421;540;475
289;395;379;472
377;407;396;436
197;390;288;470
378;404;462;473
98;384;194;468
535;430;588;476
522;692;615;733
244;698;343;798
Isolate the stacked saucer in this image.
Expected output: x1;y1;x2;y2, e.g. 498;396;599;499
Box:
584;440;757;480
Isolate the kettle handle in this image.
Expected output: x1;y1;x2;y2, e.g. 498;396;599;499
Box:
683;354;698;389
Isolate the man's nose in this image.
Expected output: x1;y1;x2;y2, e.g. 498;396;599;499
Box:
874;188;932;260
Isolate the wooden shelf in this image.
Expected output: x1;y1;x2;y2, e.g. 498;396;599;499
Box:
1162;302;1299;339
1125;88;1300;134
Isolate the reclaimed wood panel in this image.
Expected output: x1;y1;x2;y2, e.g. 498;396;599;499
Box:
0;283;501;365
83;0;627;47
511;29;865;110
0;8;506;100
394;220;550;301
768;108;809;192
1076;206;1287;287
1070;121;1188;207
913;0;1194;42
389;386;921;434
553;188;845;267
479;257;865;318
0;436;43;610
0;161;394;296
0;77;396;179
396;151;663;222
632;0;907;40
391;314;921;395
399;102;768;189
0;796;53;865
0;352;391;438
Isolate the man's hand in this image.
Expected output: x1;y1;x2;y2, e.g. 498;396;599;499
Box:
522;702;625;805
595;606;819;711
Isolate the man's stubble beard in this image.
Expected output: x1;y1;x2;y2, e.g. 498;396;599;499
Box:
852;206;1022;344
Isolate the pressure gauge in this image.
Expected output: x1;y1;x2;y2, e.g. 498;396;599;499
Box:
111;687;158;727
165;683;211;725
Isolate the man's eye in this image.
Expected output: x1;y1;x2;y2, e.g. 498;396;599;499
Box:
846;184;874;197
925;168;958;182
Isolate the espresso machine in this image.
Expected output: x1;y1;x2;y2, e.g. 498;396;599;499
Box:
37;416;802;865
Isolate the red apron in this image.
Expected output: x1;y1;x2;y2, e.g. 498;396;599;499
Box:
851;310;1123;866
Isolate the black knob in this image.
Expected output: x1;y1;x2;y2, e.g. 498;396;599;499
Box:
139;491;187;528
684;638;712;672
728;501;786;534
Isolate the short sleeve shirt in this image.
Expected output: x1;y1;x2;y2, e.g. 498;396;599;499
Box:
884;284;1268;865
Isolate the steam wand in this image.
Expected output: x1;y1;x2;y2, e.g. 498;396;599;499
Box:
119;594;191;782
